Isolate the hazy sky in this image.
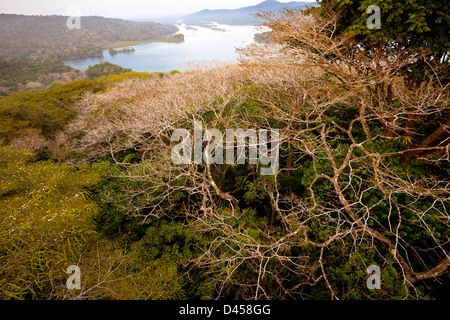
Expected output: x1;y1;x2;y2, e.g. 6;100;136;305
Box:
0;0;300;18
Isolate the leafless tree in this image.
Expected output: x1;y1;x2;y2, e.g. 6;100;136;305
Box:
68;10;449;299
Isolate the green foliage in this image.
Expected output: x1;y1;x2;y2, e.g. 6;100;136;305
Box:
47;82;63;90
316;0;449;51
88;162;215;298
315;0;449;78
86;61;132;80
0;146;193;299
0;145;100;299
324;245;412;299
0;79;106;142
0;57;77;94
108;47;136;55
89;161;146;240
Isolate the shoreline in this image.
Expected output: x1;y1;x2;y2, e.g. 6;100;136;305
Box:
107;37;185;50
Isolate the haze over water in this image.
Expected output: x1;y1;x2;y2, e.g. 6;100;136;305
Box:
63;23;259;72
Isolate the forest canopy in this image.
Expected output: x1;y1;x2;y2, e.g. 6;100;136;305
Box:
0;1;449;300
0;14;180;60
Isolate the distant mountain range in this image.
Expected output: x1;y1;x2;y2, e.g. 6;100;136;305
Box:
181;0;318;25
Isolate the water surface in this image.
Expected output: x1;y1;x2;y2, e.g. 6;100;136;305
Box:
63;24;259;72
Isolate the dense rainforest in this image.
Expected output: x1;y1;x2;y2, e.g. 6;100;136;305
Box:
0;0;449;300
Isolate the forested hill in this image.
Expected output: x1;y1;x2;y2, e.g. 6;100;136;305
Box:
181;0;317;25
0;14;182;95
0;14;180;60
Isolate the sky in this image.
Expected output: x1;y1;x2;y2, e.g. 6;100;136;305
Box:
0;0;300;18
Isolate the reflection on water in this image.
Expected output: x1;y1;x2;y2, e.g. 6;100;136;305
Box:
63;23;260;72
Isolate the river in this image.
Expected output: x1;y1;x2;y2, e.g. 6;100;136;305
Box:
63;23;260;72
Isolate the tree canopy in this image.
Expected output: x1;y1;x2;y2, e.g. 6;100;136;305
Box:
313;0;449;80
0;1;449;301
